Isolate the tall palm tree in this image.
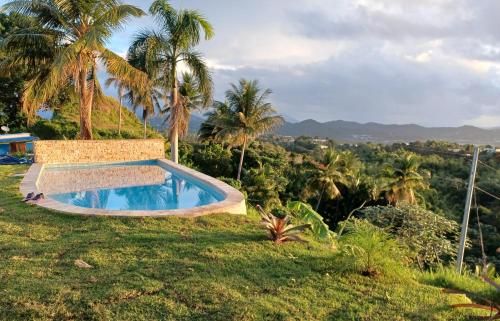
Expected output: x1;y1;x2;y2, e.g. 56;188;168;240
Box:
383;152;430;206
105;77;128;136
128;0;213;162
309;149;345;211
2;0;145;139
161;72;204;140
199;79;284;180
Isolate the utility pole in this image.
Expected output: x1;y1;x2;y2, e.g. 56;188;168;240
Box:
456;145;480;274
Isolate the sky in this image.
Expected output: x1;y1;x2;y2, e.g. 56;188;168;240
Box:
105;0;500;128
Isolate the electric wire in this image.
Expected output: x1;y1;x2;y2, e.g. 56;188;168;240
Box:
474;186;500;202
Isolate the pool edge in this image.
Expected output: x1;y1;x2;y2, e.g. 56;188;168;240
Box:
19;159;247;217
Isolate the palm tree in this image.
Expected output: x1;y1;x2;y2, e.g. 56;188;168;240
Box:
383;152;430;206
309;149;345;211
2;0;145;139
126;80;163;138
198;101;231;146
128;0;213;162
199;79;284;180
105;77;128;136
161;72;205;140
124;36;166;139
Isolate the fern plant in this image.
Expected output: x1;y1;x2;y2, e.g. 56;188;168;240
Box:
338;219;406;277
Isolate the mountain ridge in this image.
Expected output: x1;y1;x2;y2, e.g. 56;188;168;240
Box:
277;119;500;145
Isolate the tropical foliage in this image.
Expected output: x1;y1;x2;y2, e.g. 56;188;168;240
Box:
287;201;335;243
2;0;145;139
256;205;310;243
382;152;430;206
338;219;407;277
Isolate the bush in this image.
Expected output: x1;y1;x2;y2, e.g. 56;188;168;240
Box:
31;119;79;139
242;163;287;210
192;143;234;178
362;203;459;270
338;219;407;277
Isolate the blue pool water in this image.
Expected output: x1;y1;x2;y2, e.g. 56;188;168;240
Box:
43;161;224;211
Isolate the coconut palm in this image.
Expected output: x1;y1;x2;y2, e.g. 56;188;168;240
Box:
161;72;205;140
199;79;284;180
309;149;345;211
383;152;430;206
126;80;163;138
198;101;231;146
127;0;213;162
105;77;128;136
2;0;146;139
122;37;166;139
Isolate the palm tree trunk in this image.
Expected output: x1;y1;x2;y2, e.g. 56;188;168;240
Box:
170;77;179;163
236;137;247;181
143;110;147;139
315;184;326;211
118;96;122;136
78;57;92;140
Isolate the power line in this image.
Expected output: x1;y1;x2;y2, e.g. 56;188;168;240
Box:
473;190;488;267
474;186;500;202
478;159;499;172
404;146;472;158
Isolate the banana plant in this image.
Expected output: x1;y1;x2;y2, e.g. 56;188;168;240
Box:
287;201;336;242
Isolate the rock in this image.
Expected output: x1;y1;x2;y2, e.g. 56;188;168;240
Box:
74;259;92;269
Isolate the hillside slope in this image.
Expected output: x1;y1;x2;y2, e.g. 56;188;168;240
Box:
31;95;163;140
0;165;480;321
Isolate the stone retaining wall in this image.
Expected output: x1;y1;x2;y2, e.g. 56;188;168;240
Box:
34;139;165;164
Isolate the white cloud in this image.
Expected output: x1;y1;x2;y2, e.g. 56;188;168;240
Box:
469;115;500;128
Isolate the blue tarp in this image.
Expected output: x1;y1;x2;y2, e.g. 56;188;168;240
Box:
0;155;32;165
0;136;38;144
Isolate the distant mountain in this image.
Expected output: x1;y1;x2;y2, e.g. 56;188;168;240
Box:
149;114;205;134
277;119;500;145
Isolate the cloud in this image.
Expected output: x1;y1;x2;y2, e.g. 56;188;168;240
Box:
102;0;500;127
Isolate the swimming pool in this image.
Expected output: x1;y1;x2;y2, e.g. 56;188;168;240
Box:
21;159;246;217
42;160;224;210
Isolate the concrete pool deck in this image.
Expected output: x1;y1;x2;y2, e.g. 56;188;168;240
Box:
19;139;246;217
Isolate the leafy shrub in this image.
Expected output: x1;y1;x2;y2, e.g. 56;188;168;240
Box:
362;203;459;269
242;163;287;210
338;219;406;277
218;177;242;190
192;143;234;178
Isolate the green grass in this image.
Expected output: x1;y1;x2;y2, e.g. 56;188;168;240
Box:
0;165;476;320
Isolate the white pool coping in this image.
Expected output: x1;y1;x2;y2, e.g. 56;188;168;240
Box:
20;159;247;217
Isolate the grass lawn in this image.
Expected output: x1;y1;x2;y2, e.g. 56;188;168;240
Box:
0;165;479;320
